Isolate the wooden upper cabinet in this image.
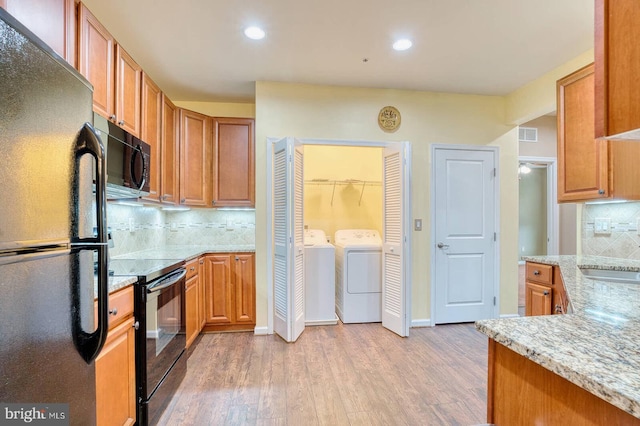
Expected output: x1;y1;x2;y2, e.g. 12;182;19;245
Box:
179;109;212;207
78;3;141;137
114;45;142;136
557;64;609;202
212;118;255;207
1;0;76;65
161;95;179;204
141;73;162;202
595;0;640;140
558;64;640;202
78;3;114;120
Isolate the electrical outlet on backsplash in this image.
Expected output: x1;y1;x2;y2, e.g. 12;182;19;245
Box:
582;201;640;259
106;203;256;257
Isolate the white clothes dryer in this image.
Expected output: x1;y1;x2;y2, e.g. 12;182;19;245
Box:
304;229;337;326
334;229;382;323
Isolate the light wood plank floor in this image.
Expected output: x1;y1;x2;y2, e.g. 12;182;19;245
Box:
157;323;488;426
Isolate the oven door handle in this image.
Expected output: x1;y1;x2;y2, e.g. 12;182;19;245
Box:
147;268;187;294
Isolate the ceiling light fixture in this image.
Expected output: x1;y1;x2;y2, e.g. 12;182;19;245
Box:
393;39;412;51
244;26;265;40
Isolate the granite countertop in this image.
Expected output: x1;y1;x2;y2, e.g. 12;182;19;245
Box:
476;255;640;419
112;244;255;262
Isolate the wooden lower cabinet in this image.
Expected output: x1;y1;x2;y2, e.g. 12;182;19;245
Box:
487;340;640;425
95;287;136;426
202;252;255;332
185;273;199;349
525;262;568;316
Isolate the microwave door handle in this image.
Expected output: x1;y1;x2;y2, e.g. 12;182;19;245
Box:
130;144;146;190
71;123;109;363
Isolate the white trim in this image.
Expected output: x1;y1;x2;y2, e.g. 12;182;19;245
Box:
411;319;431;328
518;156;559;256
266;137;412;337
254;326;270;336
499;313;520;319
430;144;501;324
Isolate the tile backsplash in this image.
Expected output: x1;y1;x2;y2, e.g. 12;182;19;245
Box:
107;203;255;257
582;202;640;259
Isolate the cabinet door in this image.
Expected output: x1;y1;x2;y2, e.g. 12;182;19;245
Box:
141;73;163;202
595;0;640;140
179;109;212;207
212;118;255;207
95;317;135;426
114;45;141;137
78;3;114;119
2;0;75;64
233;253;255;325
185;274;199;349
203;254;233;324
198;258;206;330
557;64;609;202
525;282;552;316
161;95;179;204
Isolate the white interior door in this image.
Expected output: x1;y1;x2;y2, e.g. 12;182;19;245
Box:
272;137;305;342
382;143;411;337
433;146;497;324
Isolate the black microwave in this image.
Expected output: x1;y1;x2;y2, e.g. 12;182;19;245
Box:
93;113;151;199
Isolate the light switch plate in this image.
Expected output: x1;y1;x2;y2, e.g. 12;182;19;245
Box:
414;219;422;231
594;217;611;235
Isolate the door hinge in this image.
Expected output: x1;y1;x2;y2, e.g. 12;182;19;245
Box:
493;232;496;241
493;296;496;306
493;168;496;177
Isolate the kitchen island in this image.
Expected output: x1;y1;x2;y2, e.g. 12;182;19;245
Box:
476;255;640;424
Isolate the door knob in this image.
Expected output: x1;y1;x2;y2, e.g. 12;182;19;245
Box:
437;242;449;249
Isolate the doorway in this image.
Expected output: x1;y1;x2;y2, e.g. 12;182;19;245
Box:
266;137;412;341
430;145;499;324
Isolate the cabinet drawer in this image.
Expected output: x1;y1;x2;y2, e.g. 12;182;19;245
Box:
96;286;134;330
525;262;553;285
185;258;199;280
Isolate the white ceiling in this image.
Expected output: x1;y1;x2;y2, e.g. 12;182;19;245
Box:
81;0;594;104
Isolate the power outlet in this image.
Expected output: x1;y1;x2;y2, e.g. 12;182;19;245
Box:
594;218;611;235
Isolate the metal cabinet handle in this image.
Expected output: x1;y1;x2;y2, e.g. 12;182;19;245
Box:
555;304;563;314
437;242;450;249
235;256;240;261
108;308;118;316
190;266;196;272
533;270;540;275
109;114;116;121
117;120;124;126
133;321;140;330
598;189;605;195
543;291;549;296
181;198;186;204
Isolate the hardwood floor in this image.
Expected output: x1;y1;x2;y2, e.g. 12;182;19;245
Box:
157;323;488;426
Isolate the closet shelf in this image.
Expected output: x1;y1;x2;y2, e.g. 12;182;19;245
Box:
304;179;382;206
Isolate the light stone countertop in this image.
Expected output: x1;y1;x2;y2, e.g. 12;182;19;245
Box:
476;255;640;419
112;244;255;263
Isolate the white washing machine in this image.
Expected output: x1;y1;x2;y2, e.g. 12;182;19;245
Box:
334;229;382;323
304;229;338;326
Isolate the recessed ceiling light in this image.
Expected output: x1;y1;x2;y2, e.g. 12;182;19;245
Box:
393;39;412;51
244;26;265;40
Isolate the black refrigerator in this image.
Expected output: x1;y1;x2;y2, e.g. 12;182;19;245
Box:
0;9;110;425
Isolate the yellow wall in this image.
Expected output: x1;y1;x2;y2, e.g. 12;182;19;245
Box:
505;49;594;124
173;101;255;118
304;146;383;240
255;81;519;327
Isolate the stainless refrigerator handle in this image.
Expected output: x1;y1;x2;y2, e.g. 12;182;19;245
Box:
71;123;109;364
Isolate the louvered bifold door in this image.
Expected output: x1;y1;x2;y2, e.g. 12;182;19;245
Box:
272;137;305;343
382;145;408;336
273;138;289;340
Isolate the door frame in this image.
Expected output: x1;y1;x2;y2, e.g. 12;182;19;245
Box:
266;137;412;335
518;156;559;257
429;144;500;325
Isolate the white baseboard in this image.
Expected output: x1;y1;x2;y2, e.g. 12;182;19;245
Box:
411;319;432;328
499;313;520;319
254;326;270;335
